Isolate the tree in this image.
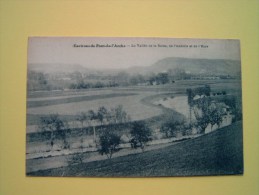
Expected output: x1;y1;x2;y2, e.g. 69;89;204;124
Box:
130;121;152;152
161;118;186;138
156;72;169;84
76;112;89;135
114;71;130;86
204;85;211;96
193;97;211;134
222;96;242;122
186;88;195;123
98;129;121;159
88;110;97;143
209;102;224;130
97;106;108;126
27;71;50;91
39;114;68;149
108;105;129;124
173;67;187;80
194;97;224;133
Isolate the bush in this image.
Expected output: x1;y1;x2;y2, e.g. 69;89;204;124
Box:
130;121;152;152
98;130;121;159
161;117;186;138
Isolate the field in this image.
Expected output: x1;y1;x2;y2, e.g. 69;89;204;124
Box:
27;79;241;123
28;121;243;177
26;79;243;176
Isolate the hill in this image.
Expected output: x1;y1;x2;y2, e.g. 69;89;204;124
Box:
28;63;92;73
127;57;241;76
28;121;243;177
28;58;241;77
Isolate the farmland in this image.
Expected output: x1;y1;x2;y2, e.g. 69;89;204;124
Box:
26;79;243;176
28;121;243;177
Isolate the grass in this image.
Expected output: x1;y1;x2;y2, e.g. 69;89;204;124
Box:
27;93;137;108
27;114;78;125
28;121;243;177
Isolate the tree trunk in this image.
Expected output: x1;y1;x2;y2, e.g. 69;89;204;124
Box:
189;105;192;124
93;126;96;143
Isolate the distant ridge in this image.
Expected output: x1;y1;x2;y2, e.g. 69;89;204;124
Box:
28;57;241;76
28;63;90;73
127;57;241;76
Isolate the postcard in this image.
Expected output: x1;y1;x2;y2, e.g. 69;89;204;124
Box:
26;37;243;177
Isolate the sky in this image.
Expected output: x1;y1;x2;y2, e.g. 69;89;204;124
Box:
28;37;241;70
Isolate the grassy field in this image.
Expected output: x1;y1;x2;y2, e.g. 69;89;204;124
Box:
27;92;137;108
28;121;243;177
27;91;164;121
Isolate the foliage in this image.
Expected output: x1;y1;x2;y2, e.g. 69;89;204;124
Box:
149;72;170;85
161;117;186;138
98;129;121;159
209;102;225;129
76;112;89;133
39;114;68;149
29;122;243;177
27;71;50;91
97;106;108;125
186;88;195;106
107;105;130;124
194;97;225;133
195;85;211;97
130;121;152;151
222;96;242;122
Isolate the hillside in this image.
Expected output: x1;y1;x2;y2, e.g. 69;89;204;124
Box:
127;57;241;76
28;63;92;73
28;121;243;177
28;57;241;77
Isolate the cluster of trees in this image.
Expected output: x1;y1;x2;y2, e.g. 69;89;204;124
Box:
221;96;242;122
186;85;211;102
167;67;189;80
186;85;242;134
186;85;211;124
27;71;50;91
28;68;186;91
69;71;172;89
186;85;224;134
38;106;154;161
160;117;188;138
149;72;170;85
98;121;152;159
193;98;225;134
39;114;69;149
69;81;119;89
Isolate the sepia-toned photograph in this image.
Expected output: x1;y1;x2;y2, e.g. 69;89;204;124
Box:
26;37;243;177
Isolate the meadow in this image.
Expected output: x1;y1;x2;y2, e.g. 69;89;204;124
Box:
26;79;243;175
28;121;243;177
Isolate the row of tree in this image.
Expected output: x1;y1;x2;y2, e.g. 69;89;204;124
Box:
39;105;131;149
39;111;153;160
98;121;152;159
28;69;186;91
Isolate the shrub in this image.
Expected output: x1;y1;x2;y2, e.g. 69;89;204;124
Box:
98;130;121;159
130;121;152;152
